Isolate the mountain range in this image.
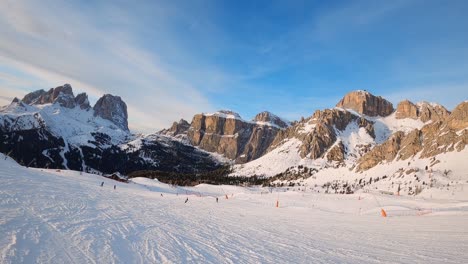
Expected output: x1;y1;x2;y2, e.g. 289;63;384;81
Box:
1;84;466;193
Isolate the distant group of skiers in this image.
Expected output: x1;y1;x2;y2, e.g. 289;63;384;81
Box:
99;181;224;204
100;182;116;190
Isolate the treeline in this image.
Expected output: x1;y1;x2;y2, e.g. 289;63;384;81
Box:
128;166;268;186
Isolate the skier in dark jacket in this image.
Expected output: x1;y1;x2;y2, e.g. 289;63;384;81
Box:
114;185;116;190
216;197;218;203
101;182;104;187
185;198;189;203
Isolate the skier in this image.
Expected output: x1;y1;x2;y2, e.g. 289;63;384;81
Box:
114;185;116;190
161;193;164;197
216;197;218;203
100;182;104;187
185;198;189;203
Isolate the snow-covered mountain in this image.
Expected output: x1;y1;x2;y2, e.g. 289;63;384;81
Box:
0;84;222;174
141;89;468;196
1;85;466;196
228;91;467;196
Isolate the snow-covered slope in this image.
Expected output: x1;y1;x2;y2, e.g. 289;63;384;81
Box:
1;154;468;263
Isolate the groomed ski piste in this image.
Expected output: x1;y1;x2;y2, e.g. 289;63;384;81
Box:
1;154;467;264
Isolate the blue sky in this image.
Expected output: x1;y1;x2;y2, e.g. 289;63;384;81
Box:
0;0;467;132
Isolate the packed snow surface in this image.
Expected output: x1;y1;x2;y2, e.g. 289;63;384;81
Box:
1;155;468;263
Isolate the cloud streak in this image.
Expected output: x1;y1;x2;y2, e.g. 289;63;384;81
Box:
0;0;217;132
1;0;467;132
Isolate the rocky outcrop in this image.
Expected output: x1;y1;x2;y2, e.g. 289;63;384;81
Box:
447;101;468;130
417;102;450;122
161;119;190;136
187;111;286;163
336;90;394;117
75;93;91;110
93;94;129;131
18;84;128;130
395;100;419;119
253;111;289;128
188;111;253;161
356;103;467;171
22;84;76;108
395;100;450;122
356;132;404;171
20;84;93;110
270;108;375;161
326;142;345;162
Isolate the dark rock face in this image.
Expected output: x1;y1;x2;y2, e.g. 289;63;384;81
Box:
78;137;220;174
22;84;76;108
93;94;129;131
22;90;47;105
0;128;66;169
336;90;394;117
75;93;91;110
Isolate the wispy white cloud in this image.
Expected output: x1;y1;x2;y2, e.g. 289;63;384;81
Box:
0;0;466;130
0;0;217;132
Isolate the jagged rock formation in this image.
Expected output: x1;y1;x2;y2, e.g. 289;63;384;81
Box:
187;110;287;163
269;108;374;160
75;92;91;110
22;84;76;108
395;100;419;119
395;100;450;122
159;119;190;137
253;111;289;128
447;101;468;130
356;132;405;171
357;101;467;171
1;85;222;175
93;94;129;131
326;142;345;162
20;84;126;130
336;90;394;117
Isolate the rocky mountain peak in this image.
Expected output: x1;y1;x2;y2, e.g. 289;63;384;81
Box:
395;100;419;119
447;101;468;130
21;84;76;108
159;119;190;137
253;111;289;128
208;110;242;119
93;94;129;131
416;102;450;122
74;93;91;110
395;100;450;122
336;90;394;117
